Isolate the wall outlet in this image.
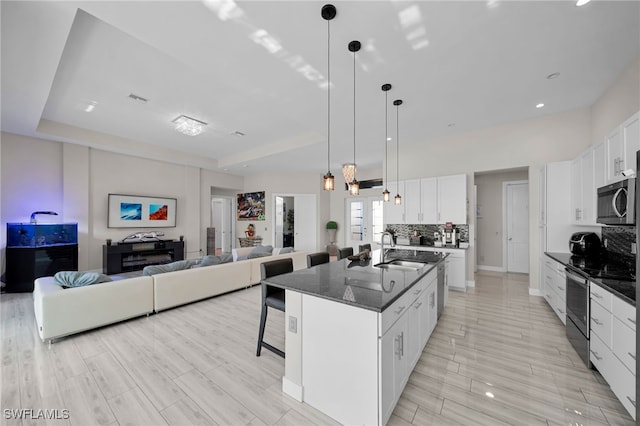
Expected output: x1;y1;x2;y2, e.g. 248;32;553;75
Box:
288;316;297;333
632;243;637;254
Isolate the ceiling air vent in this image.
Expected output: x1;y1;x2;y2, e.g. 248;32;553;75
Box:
128;93;148;103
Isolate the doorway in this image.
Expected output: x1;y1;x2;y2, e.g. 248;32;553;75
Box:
504;181;529;273
345;197;384;250
272;194;317;253
211;196;234;254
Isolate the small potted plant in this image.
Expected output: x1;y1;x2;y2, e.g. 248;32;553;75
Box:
326;221;338;245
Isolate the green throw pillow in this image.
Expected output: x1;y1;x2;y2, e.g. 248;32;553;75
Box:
54;271;112;288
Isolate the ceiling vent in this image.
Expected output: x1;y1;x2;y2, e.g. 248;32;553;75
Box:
128;93;148;103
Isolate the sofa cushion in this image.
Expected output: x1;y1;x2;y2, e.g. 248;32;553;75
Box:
143;260;194;276
53;271;112;288
279;247;294;254
251;245;273;255
247;251;272;259
200;253;233;267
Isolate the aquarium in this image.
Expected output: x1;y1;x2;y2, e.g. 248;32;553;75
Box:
7;223;78;247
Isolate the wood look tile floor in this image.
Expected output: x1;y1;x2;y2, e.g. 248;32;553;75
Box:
1;271;635;426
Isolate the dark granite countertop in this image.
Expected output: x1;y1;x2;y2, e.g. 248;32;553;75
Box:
545;252;635;306
262;250;446;312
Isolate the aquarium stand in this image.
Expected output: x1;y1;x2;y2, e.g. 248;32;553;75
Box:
103;240;184;275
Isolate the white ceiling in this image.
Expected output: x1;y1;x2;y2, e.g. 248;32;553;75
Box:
2;1;639;177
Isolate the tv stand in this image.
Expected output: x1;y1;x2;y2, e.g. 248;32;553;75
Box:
103;240;184;275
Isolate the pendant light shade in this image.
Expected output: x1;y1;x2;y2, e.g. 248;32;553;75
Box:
321;4;336;191
348;40;361;195
382;83;392;202
394;99;403;205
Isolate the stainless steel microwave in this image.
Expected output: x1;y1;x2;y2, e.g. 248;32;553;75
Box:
597;178;635;225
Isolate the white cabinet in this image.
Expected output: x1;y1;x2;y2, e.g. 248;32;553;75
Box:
384;181;405;224
383;175;466;225
380;310;408;423
437;174;467;224
589;283;636;420
606;111;640;183
444;250;465;292
571;147;599;225
542;257;566;325
570;158;582;224
593;142;607;193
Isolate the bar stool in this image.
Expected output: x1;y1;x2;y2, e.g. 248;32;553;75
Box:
307;252;330;268
337;247;354;260
358;243;372;253
256;258;293;358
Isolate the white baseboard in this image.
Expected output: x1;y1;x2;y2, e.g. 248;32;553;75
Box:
466;280;475;288
477;265;506;272
529;288;542;297
282;377;303;402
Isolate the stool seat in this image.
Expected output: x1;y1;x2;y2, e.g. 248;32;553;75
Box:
256;258;293;358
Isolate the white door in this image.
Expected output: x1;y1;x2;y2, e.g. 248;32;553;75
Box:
211;197;233;253
346;197;384;250
293;194;317;253
274;196;284;248
505;182;529;273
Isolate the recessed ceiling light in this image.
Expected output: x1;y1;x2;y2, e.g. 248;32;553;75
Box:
242;164;248;168
485;392;495;398
172;115;207;136
387;137;392;141
84;101;97;112
576;0;591;6
546;72;560;79
536;103;545;109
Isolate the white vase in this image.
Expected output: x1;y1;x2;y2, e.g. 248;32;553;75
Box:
327;229;337;244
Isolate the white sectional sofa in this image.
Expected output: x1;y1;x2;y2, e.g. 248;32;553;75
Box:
33;249;308;342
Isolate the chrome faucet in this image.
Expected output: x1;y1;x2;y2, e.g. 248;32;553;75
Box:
380;231;396;261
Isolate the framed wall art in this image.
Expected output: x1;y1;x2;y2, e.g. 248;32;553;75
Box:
108;194;177;228
237;191;265;221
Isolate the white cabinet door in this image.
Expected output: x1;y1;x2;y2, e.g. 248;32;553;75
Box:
539;166;547;226
384;181;405;225
570;158;582;224
407;290;426;368
427;280;437;338
593;142;607;194
404;179;421;224
420;177;438;224
580;148;596;224
445;253;465;291
380;314;408;425
622;112;640;175
606;126;624;183
437;174;467;224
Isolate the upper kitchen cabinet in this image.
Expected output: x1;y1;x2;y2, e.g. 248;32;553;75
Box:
404;179;421;224
606;111;640;183
403;177;438;224
571;147;599;226
384;181;405;224
437;174;467;224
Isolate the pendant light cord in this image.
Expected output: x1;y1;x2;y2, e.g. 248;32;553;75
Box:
385;90;388;186
396;103;399;187
352;47;356;170
327;18;331;173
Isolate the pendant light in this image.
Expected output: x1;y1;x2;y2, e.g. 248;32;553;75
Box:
394;99;403;205
321;4;336;191
382;83;392;202
348;40;361;196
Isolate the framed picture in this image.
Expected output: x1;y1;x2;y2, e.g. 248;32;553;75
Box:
108;194;177;228
237;191;265;221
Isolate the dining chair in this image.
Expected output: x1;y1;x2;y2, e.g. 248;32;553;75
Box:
337;247;354;260
307;252;330;268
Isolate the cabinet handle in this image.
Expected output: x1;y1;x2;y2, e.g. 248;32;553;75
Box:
627;317;636;325
558;308;564;314
592;318;602;325
414;289;421;295
627;397;636;407
430;293;435;308
395;335;401;359
592;293;603;299
400;332;404;357
546;294;552;299
628;352;636;360
394;306;406;315
590;350;602;361
557;285;564;291
414;302;423;309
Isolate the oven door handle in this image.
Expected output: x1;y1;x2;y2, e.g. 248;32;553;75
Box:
612;187;627;218
565;268;588;284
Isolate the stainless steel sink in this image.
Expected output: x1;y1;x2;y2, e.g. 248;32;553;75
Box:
374;260;426;271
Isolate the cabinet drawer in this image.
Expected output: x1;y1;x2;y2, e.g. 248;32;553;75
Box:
590;332;613;378
612;317;636;374
381;286;419;336
553;272;566;296
543;264;555;289
609;350;637;421
590;283;612;312
612;296;636;331
590;300;612;347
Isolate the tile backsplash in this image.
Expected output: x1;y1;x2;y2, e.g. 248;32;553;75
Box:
602;226;636;267
385;223;469;244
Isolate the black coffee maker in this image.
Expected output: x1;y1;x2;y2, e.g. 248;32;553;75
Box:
569;232;601;257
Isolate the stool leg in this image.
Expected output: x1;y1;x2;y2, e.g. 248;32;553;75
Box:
256;304;268;356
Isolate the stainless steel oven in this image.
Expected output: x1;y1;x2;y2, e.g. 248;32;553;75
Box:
565;267;590;367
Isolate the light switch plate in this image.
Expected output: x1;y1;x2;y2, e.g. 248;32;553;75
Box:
288;316;297;333
632;243;637;254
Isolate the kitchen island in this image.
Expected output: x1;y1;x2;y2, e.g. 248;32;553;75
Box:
262;250;446;425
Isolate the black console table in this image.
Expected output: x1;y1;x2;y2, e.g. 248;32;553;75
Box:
5;244;78;292
103;240;184;275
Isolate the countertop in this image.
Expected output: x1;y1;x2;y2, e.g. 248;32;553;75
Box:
545;252;635;305
393;243;468;251
262;249;446;312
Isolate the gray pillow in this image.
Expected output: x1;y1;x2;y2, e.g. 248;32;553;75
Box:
143;260;194;276
54;271;112;288
247;251;272;259
279;247;294;254
251;245;273;255
200;253;233;267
